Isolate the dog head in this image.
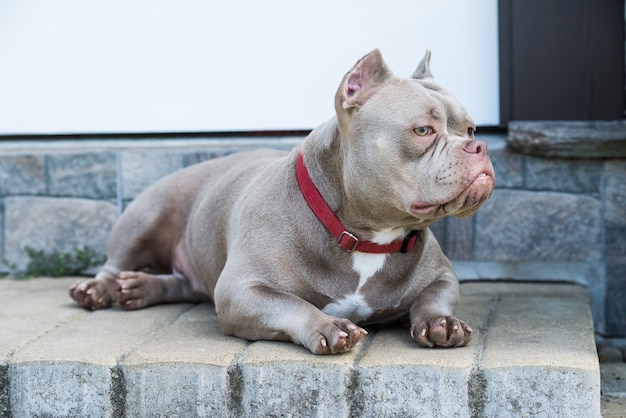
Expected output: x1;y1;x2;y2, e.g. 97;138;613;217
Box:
333;49;495;232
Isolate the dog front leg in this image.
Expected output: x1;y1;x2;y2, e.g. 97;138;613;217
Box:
409;275;472;348
215;284;367;355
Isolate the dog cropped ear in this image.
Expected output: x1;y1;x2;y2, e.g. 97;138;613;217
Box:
337;49;392;110
412;50;432;79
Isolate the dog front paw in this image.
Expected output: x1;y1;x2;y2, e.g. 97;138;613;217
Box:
309;318;368;355
410;316;472;348
69;278;115;310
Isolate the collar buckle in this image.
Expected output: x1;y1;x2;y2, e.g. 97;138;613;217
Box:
338;231;359;252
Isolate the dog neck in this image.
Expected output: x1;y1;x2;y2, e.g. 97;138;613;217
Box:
296;151;419;254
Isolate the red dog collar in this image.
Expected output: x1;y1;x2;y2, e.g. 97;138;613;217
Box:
296;153;419;254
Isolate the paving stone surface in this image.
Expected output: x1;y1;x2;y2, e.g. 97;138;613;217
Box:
0;278;601;417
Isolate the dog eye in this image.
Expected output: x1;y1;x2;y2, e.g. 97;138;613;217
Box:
468;127;475;137
414;126;433;137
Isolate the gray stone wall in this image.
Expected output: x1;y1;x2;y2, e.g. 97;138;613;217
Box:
0;139;295;271
0;132;624;339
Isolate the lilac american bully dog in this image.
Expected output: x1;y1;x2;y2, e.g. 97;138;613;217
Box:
70;50;495;355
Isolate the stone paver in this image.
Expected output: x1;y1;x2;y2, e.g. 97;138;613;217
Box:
239;339;360;417
0;278;601;417
355;294;489;417
122;304;248;417
474;284;600;417
601;363;626;418
4;278;191;417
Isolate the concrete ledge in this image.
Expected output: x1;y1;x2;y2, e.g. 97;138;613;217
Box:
507;120;626;158
0;279;601;417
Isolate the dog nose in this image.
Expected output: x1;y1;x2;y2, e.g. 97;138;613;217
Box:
463;140;487;156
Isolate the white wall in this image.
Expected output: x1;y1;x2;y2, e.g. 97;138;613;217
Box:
0;0;499;134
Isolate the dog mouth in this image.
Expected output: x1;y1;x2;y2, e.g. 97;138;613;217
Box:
410;171;494;217
471;171;492;185
410;203;440;215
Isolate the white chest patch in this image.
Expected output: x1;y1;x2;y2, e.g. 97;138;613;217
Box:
322;252;387;322
352;252;387;288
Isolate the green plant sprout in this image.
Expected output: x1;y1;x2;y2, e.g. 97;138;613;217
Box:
1;245;105;279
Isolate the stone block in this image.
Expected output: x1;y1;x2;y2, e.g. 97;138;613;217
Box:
525;156;603;196
444;216;474;260
601;363;626;396
508;120;626;158
355;293;486;417
121;152;183;199
606;221;626;257
475;190;602;262
429;217;474;261
9;304;190;416
489;146;523;189
122;305;248;417
0;200;3;264
428;221;445;251
238;339;359;417
47;153;117;199
356;330;474;417
0;155;46;196
3;197;117;269
0;278;84;363
9;362;116;417
183;149;237;167
605;160;626;224
605;257;626;337
479;284;600;417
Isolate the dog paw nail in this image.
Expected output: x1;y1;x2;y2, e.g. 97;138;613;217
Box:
338;331;348;338
421;328;427;337
320;338;327;348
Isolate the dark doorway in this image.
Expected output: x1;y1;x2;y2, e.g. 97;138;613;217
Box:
499;0;625;126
